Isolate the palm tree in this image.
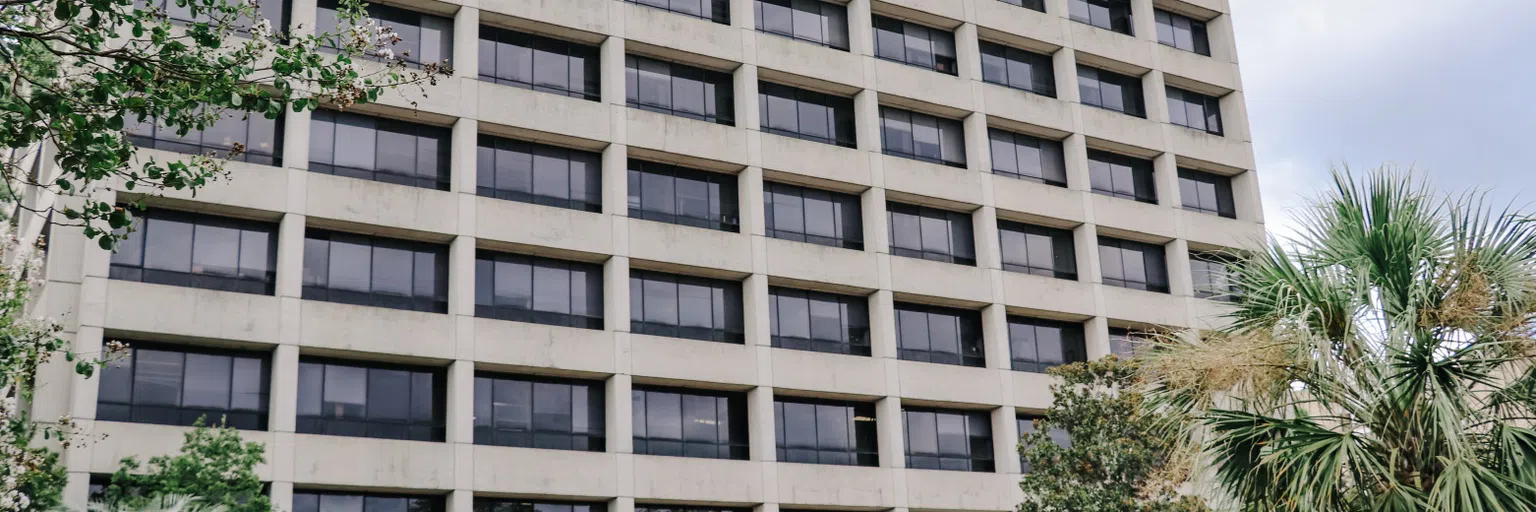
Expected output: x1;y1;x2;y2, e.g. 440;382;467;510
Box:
85;495;226;512
1142;168;1536;511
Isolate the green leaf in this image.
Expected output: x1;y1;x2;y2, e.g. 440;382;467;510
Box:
230;91;242;107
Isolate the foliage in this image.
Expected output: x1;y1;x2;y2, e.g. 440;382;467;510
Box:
89;494;228;512
1143;167;1536;511
1017;357;1209;512
96;421;268;512
1;0;450;248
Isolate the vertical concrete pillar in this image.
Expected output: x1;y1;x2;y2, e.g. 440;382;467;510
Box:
65;329;103;420
275;213;306;298
1153;151;1180;209
447;490;473;512
846;0;874;57
282;109;312;171
1232;169;1265;224
743;274;771;347
992;406;1021;474
451;118;479;195
962;112;991;176
730;0;754;29
452;7;479;79
853;89;882;154
1073;223;1101;284
981;303;1011;370
1084;316;1111;360
287;0;317;36
875;396;904;468
270;344;300;432
1144;70;1169;124
605;256;631;332
1207;12;1239;65
1131;0;1156;41
1167;238;1193;298
869;289;898;360
747;386;776;461
1062;134;1090;192
740;166;766;236
1051;47;1079;104
601;36;628;107
603;144;629;217
448;236;477;316
606;374;633;453
446;360;476;443
269;482;294;512
954;23;981;82
862;186;888;253
973;206;1001;270
734;64;760;130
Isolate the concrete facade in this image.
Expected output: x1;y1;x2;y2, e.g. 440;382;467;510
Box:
24;0;1261;511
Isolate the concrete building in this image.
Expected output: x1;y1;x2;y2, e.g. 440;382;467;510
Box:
24;0;1262;511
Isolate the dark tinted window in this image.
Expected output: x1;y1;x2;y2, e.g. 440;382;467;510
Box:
775;397;878;466
903;408;994;472
475;499;606;512
1068;0;1132;35
887;203;975;265
987;128;1065;186
110;209;277;295
294;493;442;512
979;42;1055;97
295;359;445;441
763;181;864;250
316;0;452;67
1087;150;1156;204
1191;252;1239;301
625;55;736;125
1155;9;1210;55
879;106;967;167
476;135;602;212
309;109;451;191
755;0;849;50
1108;327;1150;357
627;160;740;232
998;0;1045;13
1098;237;1169;293
147;0;286;31
477;26;601;100
637;507;745;512
1166;87;1223;135
472;373;605;451
998;220;1076;280
631;386;748;459
769;287;870;356
474;251;604;329
97;342;269;430
630;269;745;343
301;230;449;313
872;15;957;75
1017;415;1070;473
758;82;856;147
1008;317;1086;373
1178;168;1235;218
626;0;730;24
125;108;283;166
1077;66;1145;117
895;302;984;367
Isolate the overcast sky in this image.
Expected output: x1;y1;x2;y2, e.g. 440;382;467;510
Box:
1229;0;1536;235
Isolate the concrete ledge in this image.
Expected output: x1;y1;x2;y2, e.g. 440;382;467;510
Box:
888;257;994;306
873;60;974;113
876;0;966;22
1010;371;1056;410
1187;297;1237;331
905;468;1022;511
1158;45;1239;92
478;0;611;34
1099;285;1186;328
88;421;276;478
130;148;292;214
759;134;872;188
1067;23;1153;71
623;3;742;64
989;176;1086;225
628;219;754;274
626;109;750;167
1180;210;1263;250
476;196;615;256
776;463;895;508
763;238;880;291
974;1;1063;47
291;434;456;490
1079;106;1163;153
300;300;455;360
305;173;459;236
1000;271;1095;318
770;348;887;398
472;445;618;498
754;35;866;89
1090;195;1179;240
1168;126;1254;170
881;156;984;207
476;80;613;143
472;317;617;375
630;333;758;387
897;361;1004;406
104;280;281;344
981;85;1075;135
631;455;765;503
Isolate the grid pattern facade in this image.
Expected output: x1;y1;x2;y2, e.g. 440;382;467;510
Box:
26;1;1260;512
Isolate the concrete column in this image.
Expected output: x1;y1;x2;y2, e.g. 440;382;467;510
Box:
448;236;477;316
452;7;479;78
270;344;300;432
447;490;473;512
451;118;479;194
962;112;991;176
747;386;776;461
1073;223;1101;284
862;186;889;253
606;374;633;452
1208;13;1239;64
1222;89;1255;143
601;36;628;107
740;166;766;236
1153;152;1180;209
992;406;1021;474
846;0;874;57
1051;47;1079;104
603;143;629;217
869;289;897;359
275;213;306;297
853;89;882;154
875;396;904;468
65;329;103;420
269;482;294;512
734;64;760;130
1144;70;1169;124
1131;0;1156;41
743;274;771;347
1084;316;1111;360
281;109;312;171
605;256;631;331
730;0;754;29
446;360;476;443
1061;134;1090;192
1232;170;1265;224
973;206;1001;270
954;23;981;82
287;0;317;36
981;303;1011;370
1167;238;1193;297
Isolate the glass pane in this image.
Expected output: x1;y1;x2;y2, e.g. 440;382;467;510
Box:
132;349;183;406
181;353;232;409
143;218;194;272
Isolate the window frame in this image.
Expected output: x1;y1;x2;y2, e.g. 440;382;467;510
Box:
475;498;607;512
627;159;741;232
902;407;995;472
1155;9;1211;56
997;0;1045;13
1165;86;1224;136
293;492;444;512
624;0;731;24
894;302;986;368
1108;327;1152;357
774;396;879;467
763;181;865;250
472;372;606;452
1077;65;1146;118
1068;0;1133;35
1097;237;1170;293
476;134;603;212
1007;316;1087;373
1177;168;1237;218
997;220;1077;280
1190;251;1240;302
886;202;977;266
473;250;605;330
295;357;447;442
754;0;850;50
871;14;958;75
300;229;450;313
1087;149;1157;204
978;41;1056;97
316;0;453;68
96;341;271;431
624;54;737;126
476;25;602;100
109;208;279;295
125;108;285;166
986;128;1067;186
878;105;968;168
768;286;871;357
758;81;857;148
631;385;749;460
629;269;746;344
308;109;452;191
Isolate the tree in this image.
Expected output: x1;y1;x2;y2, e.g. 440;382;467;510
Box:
1143;168;1536;511
95;422;267;512
1017;357;1209;512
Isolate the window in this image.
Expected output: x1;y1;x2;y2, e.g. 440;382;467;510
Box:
97;342;269;430
872;15;957;75
895;302;984;367
627;160;740;232
629;270;745;343
126;108;283;166
1068;0;1132;35
998;0;1045;13
1088;150;1156;204
625;0;730;24
296;358;445;441
1155;9;1210;55
1166;87;1224;135
476;135;602;212
474;251;604;329
631;386;748;459
755;0;849;50
1098;237;1169;293
317;0;452;67
987;128;1066;186
477;26;600;100
301;230;449;313
769;287;870;356
476;499;606;512
144;0;286;31
879;106;967;168
763;182;864;250
903;408;994;472
309;109;451;191
638;507;746;512
1178;168;1236;218
110;209;277;295
1008;317;1086;373
758;82;856;147
473;373;605;451
625;55;736;125
775;397;878;466
294;492;442;512
1077;66;1145;117
979;42;1056;97
998;220;1076;280
1191;252;1239;301
1108;327;1150;357
887;203;976;266
1017;415;1070;473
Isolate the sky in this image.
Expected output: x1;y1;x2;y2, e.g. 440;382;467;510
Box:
1228;0;1536;236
